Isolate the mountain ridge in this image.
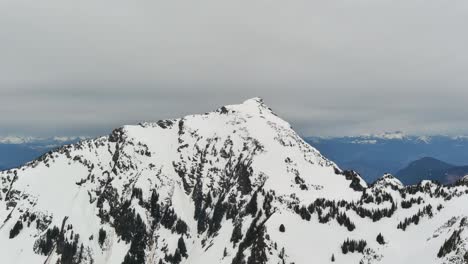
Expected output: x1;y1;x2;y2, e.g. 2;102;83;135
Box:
306;135;468;183
396;157;468;185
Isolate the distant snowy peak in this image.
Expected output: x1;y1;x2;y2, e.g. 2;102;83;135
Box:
0;135;87;144
451;135;468;141
354;132;438;142
363;131;407;140
354;131;429;144
311;133;468;145
309;131;415;145
0;136;38;144
351;139;378;144
52;136;88;142
416;136;432;143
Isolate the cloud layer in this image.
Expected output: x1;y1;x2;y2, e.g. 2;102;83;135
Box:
1;0;468;137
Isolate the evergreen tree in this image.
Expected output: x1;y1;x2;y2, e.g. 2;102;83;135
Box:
77;244;84;263
341;239;367;254
246;226;268;264
231;222;243;245
150;190;161;224
98;228;106;247
210;199;228;235
122;214;148;264
9;220;23;239
279;224;285;233
341;242;349;254
438;229;462;258
37;226;60;255
245;191;258;216
376;233;385;245
236;161;253;195
59;234;79;264
161;207;178;229
173;249;182;264
178;236;187;257
174;219;188;234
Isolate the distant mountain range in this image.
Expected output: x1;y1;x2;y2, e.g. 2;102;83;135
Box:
305;132;468;183
396;157;468;185
0;136;84;170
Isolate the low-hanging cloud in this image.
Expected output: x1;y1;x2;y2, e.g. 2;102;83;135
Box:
1;0;468;137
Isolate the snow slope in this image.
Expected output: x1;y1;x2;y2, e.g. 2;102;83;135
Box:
1;98;467;264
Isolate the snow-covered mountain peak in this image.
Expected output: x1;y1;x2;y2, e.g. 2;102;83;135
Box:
237;97;267;108
217;97;278;120
0;98;368;264
1;99;468;264
234;97;266;109
107;98;356;202
139;97;284;133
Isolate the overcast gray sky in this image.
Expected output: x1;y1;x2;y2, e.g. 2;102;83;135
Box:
1;0;468;137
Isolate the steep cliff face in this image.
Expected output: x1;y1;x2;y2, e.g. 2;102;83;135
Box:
1;98;467;264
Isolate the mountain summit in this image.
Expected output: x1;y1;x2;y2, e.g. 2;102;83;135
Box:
1;98;467;264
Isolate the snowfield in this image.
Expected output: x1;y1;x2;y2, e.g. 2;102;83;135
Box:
1;98;468;264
